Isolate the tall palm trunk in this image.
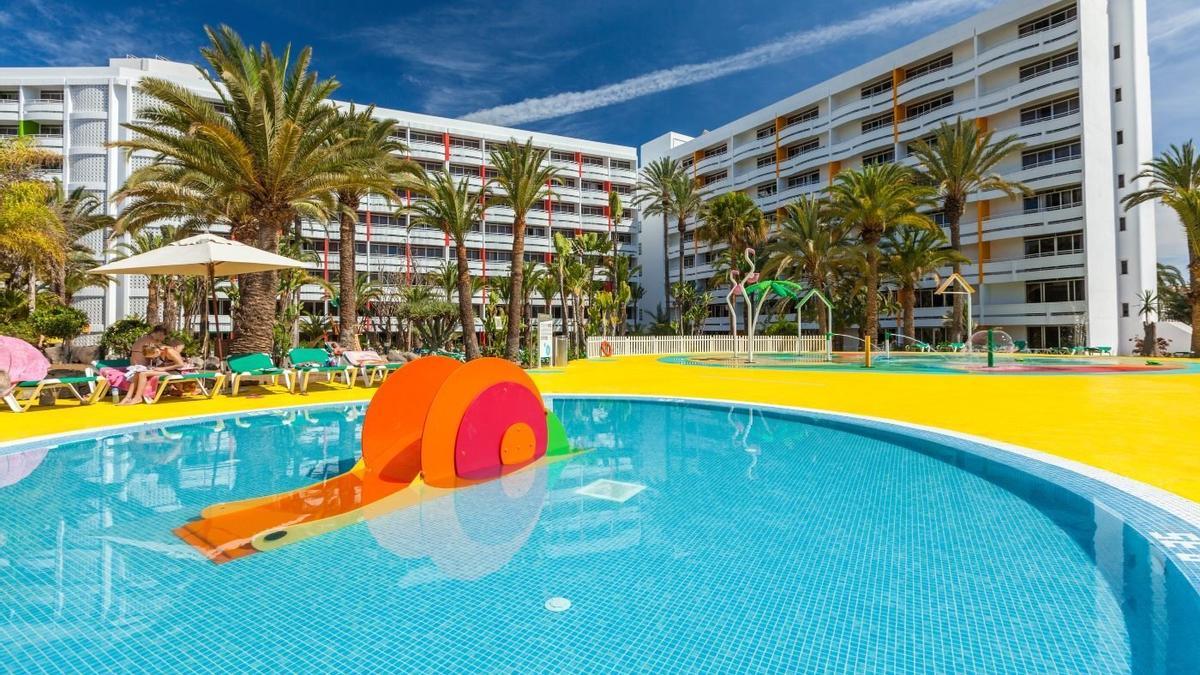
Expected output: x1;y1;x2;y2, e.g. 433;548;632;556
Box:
558;266;569;340
504;215;527;361
662;212;671;320
676;216;687;333
338;194;361;350
230;221;282;355
1190;251;1200;355
455;241;481;360
162;277;179;332
945;196;965;342
901;286;916;339
863;241;881;343
147;277;162;324
27;269;37;311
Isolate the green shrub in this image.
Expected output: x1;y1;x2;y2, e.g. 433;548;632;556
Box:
0;319;38;344
100;316;150;358
30;305;89;342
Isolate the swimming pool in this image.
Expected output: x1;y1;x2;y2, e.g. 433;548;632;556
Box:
2;398;1199;672
661;352;1200;375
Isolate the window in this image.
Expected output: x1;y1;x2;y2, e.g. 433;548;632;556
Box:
448;163;476;177
684;255;695;268
37;90;63;101
411;131;444;146
1018;50;1078;82
1023;231;1083;258
1025;278;1085;303
550;150;575;163
756;125;775;140
1027;325;1077;350
40;124;62;135
861;112;894;134
756;182;777;198
1020;95;1079;125
699;170;727;187
0;91;16;101
1118;174;1126;188
1122;303;1130;318
1018;6;1077;38
1120;260;1129;275
550;202;577;214
929;211;949;227
906;93;954;120
905;53;953;80
1024;186;1083;213
212;102;228;115
787;170;821;189
1119;217;1127;232
1113;45;1121;59
862;148;895;166
582;155;605;166
581;205;606;216
756;154;775;169
582;179;606;192
611;182;633;195
612;159;634;171
861;77;892;99
357;212;400;227
786;138;820;158
1116;130;1124;145
681;156;694;169
785;107;820;127
449;136;480;150
557;176;577;188
527;226;548;238
1115;88;1122;103
485;223;514;236
702;144;728;159
0;126;19;136
906;134;937;157
1021;141;1081;169
915;289;950;308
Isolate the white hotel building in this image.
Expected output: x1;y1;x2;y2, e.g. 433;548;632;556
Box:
640;0;1154;353
0;58;638;336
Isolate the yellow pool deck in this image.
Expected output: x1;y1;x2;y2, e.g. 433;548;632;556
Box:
4;354;1199;503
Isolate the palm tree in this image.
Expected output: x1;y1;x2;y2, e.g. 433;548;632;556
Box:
532;270;560;324
880;225;967;340
109;224;196;324
0;137;67;310
429;259;459;302
669;174;702;332
1121;141;1200;354
1135;289;1160;357
563;259;592;352
552;232;573;338
330;105;409;350
45;180;112;303
696;191;769;253
633;157;684;319
113;25;378;354
1157;263;1190;323
407;168;488;360
487;139;562;361
608;189;624;289
828;163;936;342
910;118;1028;342
764;196;850;337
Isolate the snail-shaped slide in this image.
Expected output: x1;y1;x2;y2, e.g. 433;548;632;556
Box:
174;356;573;563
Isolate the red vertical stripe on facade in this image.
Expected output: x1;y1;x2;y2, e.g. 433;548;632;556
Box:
404;189;412;285
442;132;450;162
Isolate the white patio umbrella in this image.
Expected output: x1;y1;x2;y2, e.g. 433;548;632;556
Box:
90;233;306;358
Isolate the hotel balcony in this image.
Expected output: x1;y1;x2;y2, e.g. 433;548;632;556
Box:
23;98;64;120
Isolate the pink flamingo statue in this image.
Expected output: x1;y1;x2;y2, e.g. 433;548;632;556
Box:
724;248;760;360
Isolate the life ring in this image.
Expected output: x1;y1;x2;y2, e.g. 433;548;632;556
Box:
599;341;613;357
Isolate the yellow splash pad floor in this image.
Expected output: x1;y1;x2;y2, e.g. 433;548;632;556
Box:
4;354;1199;503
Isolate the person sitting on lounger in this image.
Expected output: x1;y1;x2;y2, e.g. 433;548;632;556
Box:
130;325;168;366
118;344;174;406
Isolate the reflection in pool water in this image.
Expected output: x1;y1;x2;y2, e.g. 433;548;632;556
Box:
0;400;1198;672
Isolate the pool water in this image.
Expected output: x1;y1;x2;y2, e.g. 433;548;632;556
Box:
661;352;1199;375
1;399;1198;672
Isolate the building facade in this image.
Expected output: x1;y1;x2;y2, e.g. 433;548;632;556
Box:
639;0;1154;353
0;58;639;338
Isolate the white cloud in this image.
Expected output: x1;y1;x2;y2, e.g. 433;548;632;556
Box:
463;0;997;125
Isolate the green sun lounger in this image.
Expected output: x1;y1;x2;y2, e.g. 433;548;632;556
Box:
287;348;355;394
3;374;109;412
226;352;293;396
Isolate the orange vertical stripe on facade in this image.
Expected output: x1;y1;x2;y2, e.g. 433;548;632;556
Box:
827;160;841;187
442;132;450;162
891;68;905;143
774;116;784;178
976;200;991;286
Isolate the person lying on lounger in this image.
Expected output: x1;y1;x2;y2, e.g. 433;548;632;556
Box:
118;344;174;406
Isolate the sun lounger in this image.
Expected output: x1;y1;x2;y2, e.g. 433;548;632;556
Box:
2;374;109;412
286;348;354;394
226;352;293;396
89;358;226;403
341;350;403;386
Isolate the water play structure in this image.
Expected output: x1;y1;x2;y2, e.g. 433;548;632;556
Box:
175;356;575;562
724;248;761;362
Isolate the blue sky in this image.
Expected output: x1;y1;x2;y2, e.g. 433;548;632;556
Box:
1;0;1197;264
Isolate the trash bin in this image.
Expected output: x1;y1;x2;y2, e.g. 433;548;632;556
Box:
553;337;569;367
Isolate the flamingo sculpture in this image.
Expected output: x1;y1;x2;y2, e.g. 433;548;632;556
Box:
724;248;760;360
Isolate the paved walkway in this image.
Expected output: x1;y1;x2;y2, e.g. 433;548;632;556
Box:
5;354;1199;502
